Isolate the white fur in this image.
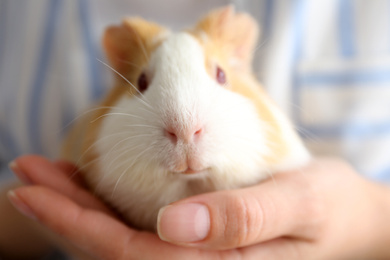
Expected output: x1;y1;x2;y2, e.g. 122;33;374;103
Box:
91;33;308;230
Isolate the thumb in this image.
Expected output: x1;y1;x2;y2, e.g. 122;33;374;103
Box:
157;171;322;250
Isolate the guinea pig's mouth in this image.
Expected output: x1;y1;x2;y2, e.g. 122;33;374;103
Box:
180;168;203;174
171;167;210;176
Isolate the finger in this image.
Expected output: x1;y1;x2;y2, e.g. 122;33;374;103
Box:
53;160;86;186
240;237;310;260
157;170;322;250
10;155;72;185
10;155;111;214
8;186;240;260
53;160;78;176
7;186;137;259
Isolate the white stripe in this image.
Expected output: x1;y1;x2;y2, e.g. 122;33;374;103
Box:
354;0;390;55
299;55;390;72
302;0;339;60
60;0;91;125
259;0;296;117
301;83;390;126
305;133;390;178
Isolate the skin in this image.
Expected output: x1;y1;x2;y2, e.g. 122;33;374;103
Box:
6;155;390;260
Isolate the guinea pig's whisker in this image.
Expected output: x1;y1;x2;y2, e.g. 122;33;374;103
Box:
125;89;155;111
140;141;160;189
71;131;130;171
250;37;270;56
135;95;157;111
59;106;129;134
74;131;129;165
74;156;101;174
283;102;322;142
68;156;103;184
287;100;307;113
97;59;151;107
125;124;160;129
90;112;144;123
136;106;159;117
106;140;155;171
295;127;321;144
104;134;155;168
135;151;158;189
268;170;279;187
117;59;142;69
110;145;154;198
94;149;136;194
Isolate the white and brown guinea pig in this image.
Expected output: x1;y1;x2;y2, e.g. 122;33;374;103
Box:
63;6;310;231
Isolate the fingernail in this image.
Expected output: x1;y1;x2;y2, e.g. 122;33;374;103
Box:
8;160;32;184
7;190;37;220
157;203;210;243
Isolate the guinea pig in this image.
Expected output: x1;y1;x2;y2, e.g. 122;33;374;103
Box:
62;5;310;232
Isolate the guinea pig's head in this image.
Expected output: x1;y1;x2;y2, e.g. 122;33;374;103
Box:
85;6;309;192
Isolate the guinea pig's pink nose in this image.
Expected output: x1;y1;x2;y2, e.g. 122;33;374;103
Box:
165;127;203;144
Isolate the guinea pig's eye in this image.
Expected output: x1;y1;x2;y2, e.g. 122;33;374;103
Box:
137;73;149;93
216;66;226;85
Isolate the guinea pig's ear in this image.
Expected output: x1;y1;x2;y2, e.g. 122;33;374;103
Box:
103;18;167;75
193;5;260;72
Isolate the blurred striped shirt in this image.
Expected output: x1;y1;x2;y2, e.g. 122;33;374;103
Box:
1;0;389;185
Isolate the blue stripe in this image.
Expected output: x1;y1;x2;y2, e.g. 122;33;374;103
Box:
78;0;104;101
302;121;390;139
291;0;306;125
0;124;20;160
0;0;7;67
373;167;390;182
0;0;9;108
28;0;62;154
262;0;274;40
255;0;274;76
299;69;390;86
338;0;356;58
0;1;24;159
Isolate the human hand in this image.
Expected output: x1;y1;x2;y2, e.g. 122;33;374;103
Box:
8;156;390;259
7;156;241;259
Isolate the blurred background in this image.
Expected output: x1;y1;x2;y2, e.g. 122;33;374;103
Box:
0;0;390;184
